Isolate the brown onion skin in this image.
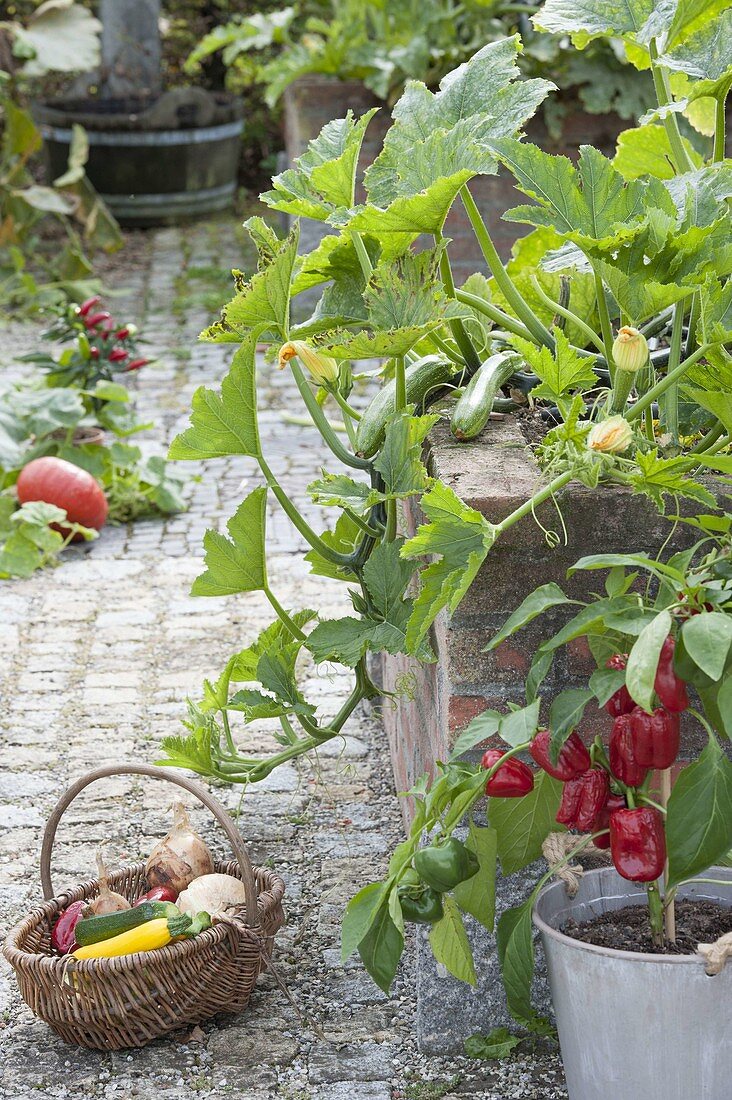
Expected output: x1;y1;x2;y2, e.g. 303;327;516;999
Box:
145;803;214;895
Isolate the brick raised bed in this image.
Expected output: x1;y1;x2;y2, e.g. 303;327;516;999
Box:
282;75;626;277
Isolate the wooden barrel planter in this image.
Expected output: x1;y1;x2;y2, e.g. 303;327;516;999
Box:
35;92;244;227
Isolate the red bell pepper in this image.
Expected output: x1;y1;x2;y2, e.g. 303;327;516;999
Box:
556;768;609;831
481;749;534;797
604;654;634;717
609;714;648;787
591;794;626;849
51;899;86;954
134;884;178;906
654;636;689;713
609;807;666;882
630;706;680;769
529;728;590;781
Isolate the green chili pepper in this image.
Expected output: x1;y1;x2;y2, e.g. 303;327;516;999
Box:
413;837;479;893
397;882;444;924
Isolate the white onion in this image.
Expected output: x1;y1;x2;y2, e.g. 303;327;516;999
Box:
177;873;249;917
86;851;130;916
145;802;214;895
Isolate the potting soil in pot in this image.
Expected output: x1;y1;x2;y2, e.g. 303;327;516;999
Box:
562;898;731;955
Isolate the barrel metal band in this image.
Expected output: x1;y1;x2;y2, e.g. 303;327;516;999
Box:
38;119;244;146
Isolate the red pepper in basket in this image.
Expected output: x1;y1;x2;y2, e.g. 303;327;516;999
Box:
556;768;609;831
134;885;178;906
609;713;648;787
654;637;689;713
51;899;86;955
481;749;534;797
529;728;590;781
630;706;680;770
591;794;626;849
610;807;666;882
604;654;634;717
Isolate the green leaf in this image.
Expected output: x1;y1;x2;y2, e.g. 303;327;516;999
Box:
485;582;573;652
700;279;732;345
450;710;502;759
168;337;261;460
228;611;317;681
428;894;477;986
333;172;474;248
490;771;564;875
626;610;673;711
590;666;627;707
511;329;598;404
662;9;732;104
373;411;437;497
308;473;374;512
613;124;702;180
629;450;717;511
200;227;298;342
666;735;732;887
305;511;360;581
262;109;379;219
496;897;536;1027
191;487;267;597
684;389;732;435
533;0;656;45
680;613;732;682
453;822;497;931
364;36;554;206
402;481;498;651
499;700;541;749
341;881;389;961
157;722;219;778
358;900;404;993
257;644;314;718
549;689;593;760
464;1028;524;1060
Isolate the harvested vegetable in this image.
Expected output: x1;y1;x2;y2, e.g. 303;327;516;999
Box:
74;901;180;947
177;873;248;917
16;456;108;533
86;852;130;916
145;802;214;896
72;911;211;960
134;885;178;906
51;900;86;955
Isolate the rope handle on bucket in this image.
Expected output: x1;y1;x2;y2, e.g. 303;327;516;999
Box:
39;763;261;930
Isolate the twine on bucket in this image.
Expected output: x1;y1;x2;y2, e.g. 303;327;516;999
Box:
542;832;611;897
697;931;732;975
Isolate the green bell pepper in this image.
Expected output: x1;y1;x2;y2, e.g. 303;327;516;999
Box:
397;882;444;924
413;836;479;893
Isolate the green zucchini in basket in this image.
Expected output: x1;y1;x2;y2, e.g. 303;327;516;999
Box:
355;355;456;458
74;901;181;946
450;350;520;441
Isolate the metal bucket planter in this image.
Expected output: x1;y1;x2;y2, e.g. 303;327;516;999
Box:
533;866;732;1100
35;93;244;227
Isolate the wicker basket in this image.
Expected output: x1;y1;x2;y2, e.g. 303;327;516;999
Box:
3;764;286;1050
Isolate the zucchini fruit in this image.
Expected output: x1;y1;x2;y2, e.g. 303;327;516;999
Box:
74;901;180;946
450;350;520;441
355;355;456;457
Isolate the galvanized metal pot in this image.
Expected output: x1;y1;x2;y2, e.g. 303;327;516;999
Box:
533;866;732;1100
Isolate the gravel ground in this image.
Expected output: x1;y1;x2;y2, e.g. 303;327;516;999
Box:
0;219;567;1100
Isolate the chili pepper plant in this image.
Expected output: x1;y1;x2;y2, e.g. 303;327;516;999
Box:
160;0;732;1004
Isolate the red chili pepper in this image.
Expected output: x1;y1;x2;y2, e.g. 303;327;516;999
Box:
556;768;609;831
630;706;680;770
609;713;648;787
654;636;689;713
134;885;178;906
481;749;534;797
77;295;101;317
610;807;666;882
108;347;129;362
51;899;86;954
591;794;626;849
124;357;149;372
529;728;590;781
114;327;130;340
89;346;100;360
83;311;111;329
604;654;634;717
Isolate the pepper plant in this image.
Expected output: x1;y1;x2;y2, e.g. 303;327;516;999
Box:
160;0;732;994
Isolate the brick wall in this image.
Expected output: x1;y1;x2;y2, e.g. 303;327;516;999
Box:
375;418;714;828
282;75;626;278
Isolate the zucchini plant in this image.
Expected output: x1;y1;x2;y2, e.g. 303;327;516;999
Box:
162;0;732;995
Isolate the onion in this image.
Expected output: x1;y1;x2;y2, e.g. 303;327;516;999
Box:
177;873;249;917
86;852;130;916
145;802;214;895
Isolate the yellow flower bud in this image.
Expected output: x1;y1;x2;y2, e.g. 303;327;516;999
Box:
588;415;633;455
612;326;649;373
278;340;339;386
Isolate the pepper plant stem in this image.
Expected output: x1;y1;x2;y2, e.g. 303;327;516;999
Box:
660;767;676;943
460;185;554;349
647;880;665;947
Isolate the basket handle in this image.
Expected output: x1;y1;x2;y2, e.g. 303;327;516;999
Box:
40;763;261;929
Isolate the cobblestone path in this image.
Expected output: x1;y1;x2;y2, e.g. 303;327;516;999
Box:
0;221;566;1100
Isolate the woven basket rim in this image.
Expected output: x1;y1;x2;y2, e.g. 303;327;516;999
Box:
3;859;285;975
